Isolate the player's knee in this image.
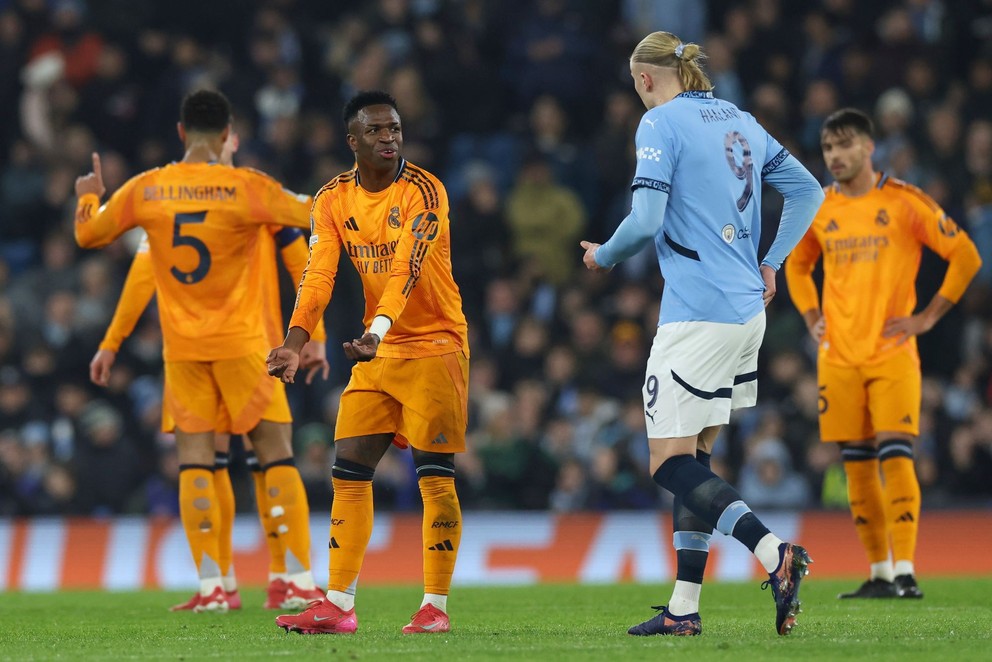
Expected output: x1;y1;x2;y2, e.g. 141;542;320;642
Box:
412;450;455;479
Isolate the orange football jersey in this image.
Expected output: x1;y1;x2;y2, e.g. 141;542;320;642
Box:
99;227;325;353
76;162;311;361
291;160;468;358
786;173;981;366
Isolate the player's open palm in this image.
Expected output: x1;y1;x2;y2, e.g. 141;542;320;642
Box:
75;152;106;198
266;346;300;383
343;333;380;362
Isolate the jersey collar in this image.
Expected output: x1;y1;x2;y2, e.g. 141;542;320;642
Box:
675;90;714;99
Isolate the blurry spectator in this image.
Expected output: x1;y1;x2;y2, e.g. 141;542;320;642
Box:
621;0;706;45
294;422;333;508
28;0;104;89
549;457;588;512
505;0;594;115
450;162;508;319
705;35;745;108
474;392;556;510
738;433;813;510
72;400;141;515
505;153;586;286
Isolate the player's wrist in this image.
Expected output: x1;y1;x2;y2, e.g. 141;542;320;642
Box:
368;315;392;340
284;326;310;353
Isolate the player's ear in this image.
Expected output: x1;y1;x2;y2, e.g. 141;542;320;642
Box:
220;124;230;144
176;122;186;144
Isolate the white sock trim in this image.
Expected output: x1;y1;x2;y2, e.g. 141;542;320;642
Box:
326;589;355;612
754;533;785;574
287;570;315;590
668;580;701;616
199;577;224;596
421;593;447;613
268;572;288;583
893;560;915;578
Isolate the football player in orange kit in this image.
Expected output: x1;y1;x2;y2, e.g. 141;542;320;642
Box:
267;90;469;635
87;130;330;611
785;108;981;599
75;89;326;612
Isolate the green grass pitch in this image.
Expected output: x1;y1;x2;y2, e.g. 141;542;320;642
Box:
1;579;989;661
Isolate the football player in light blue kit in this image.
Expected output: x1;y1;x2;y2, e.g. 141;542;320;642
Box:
581;31;825;637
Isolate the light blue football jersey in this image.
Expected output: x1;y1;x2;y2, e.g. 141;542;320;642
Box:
633;91;790;324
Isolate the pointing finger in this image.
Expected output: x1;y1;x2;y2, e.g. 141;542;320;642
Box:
92;152;102;181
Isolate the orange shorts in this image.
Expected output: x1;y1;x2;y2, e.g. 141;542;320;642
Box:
335;351;469;452
817;349;921;442
163;351;291;434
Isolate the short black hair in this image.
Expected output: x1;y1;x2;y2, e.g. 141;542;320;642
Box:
180;89;232;133
821;108;874;139
342;90;399;130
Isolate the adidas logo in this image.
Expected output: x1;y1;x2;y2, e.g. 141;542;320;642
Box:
430;432;448;445
344;216;359;231
824;219;839;232
329;537;341;549
901;414;912;424
428;539;454;551
853;515;868;526
896;512;915;523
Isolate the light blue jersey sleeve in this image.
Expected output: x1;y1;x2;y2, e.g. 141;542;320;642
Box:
760;152;824;270
595;114;678;268
594;187;669;268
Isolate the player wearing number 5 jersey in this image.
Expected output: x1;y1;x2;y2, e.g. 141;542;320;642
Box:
74;90;323;613
581;32;824;637
785;109;981;600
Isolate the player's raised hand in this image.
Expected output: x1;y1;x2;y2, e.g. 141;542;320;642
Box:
343;333;380;362
89;348;116;387
266;345;301;383
75;152;106;198
299;340;330;384
580;240;611;272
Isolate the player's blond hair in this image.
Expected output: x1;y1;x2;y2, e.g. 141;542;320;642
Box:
631;31;712;92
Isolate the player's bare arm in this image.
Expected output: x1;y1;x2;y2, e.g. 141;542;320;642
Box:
267;326;310;383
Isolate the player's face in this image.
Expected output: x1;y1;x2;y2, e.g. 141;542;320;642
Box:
821;129;873;183
348;105;403;169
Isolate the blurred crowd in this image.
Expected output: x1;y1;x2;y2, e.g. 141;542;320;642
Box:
1;0;991;518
